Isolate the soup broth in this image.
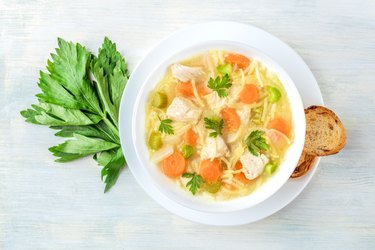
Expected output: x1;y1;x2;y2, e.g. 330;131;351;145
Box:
145;50;293;200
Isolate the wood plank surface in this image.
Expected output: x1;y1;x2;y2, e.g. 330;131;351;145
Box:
0;0;374;249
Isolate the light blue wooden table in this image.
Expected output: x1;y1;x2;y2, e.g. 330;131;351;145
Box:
1;0;374;249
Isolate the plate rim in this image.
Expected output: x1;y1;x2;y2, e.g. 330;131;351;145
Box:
119;21;324;226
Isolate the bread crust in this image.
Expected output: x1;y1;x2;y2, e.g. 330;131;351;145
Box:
291;105;346;178
291;150;317;178
304;105;346;156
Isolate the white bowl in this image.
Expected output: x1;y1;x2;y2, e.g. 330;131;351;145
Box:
120;23;305;214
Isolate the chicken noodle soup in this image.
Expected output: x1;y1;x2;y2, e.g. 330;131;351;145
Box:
145;51;294;200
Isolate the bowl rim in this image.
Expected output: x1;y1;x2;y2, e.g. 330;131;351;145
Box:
119;22;308;215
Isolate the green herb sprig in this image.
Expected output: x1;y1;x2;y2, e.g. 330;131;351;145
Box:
204;117;224;138
182;172;205;195
245;130;270;156
158;117;174;134
207;74;232;97
21;37;128;192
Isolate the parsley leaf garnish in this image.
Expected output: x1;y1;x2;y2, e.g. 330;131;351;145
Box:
204;117;224;138
20;37;129;192
245;130;270;156
207;74;232;97
182;172;205;195
158;117;174;134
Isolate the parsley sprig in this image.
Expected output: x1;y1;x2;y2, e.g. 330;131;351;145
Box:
158;117;174;134
182;172;205;195
245;130;270;156
204;117;224;138
207;74;232;97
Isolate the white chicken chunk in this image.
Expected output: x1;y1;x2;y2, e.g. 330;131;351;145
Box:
171;64;204;82
166;97;202;122
201;136;229;160
204;92;227;114
240;151;269;180
236;106;251;123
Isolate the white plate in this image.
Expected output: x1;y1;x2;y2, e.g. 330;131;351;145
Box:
119;22;323;226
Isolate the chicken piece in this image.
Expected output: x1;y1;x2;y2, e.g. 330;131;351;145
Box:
239;151;269;180
204;92;227;114
171;64;204;82
201;136;229;160
236;106;251;124
166;97;202;122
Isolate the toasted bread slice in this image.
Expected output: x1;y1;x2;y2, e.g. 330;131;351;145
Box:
296;150;308;166
304;106;346;156
291;150;317;178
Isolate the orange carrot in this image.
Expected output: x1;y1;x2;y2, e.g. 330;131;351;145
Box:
183;127;198;146
267;117;290;136
177;81;207;97
225;53;250;69
220;108;241;132
162;150;186;178
239;84;259;104
234;161;251;184
200;158;222;182
176;82;194;97
266;129;290;149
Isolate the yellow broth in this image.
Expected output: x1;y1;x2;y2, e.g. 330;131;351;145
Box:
145;50;293;201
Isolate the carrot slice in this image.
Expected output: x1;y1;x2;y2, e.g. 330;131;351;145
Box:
183;127;198;146
239;84;259;104
162;150;186;178
176;82;194;97
266;129;290;149
267;117;290;136
177;81;207;97
234;161;251;184
220;108;241;132
225;53;250;69
200;158;222;182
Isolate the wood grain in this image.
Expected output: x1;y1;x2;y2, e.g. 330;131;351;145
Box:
1;0;374;249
